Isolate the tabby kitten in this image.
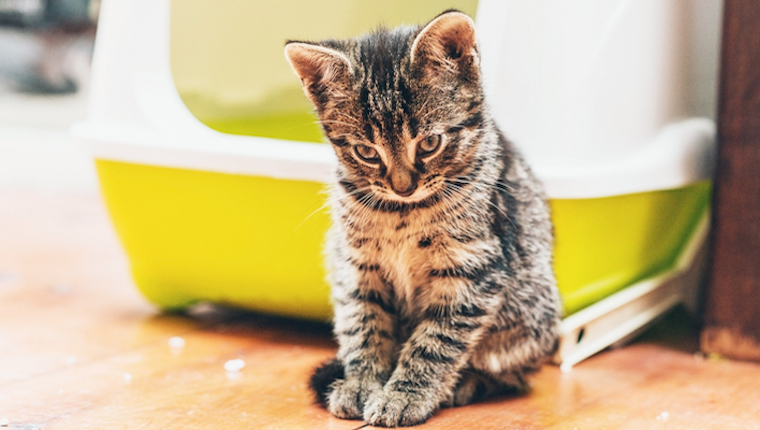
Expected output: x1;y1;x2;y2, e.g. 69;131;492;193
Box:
284;10;562;427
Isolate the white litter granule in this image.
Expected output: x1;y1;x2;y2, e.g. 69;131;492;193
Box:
66;356;77;365
123;373;133;382
0;417;9;427
224;359;245;373
560;362;573;374
168;336;186;349
657;411;670;422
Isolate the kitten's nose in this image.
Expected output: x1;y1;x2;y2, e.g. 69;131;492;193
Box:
389;170;418;197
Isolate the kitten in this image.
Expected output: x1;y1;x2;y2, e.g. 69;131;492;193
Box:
284;10;561;427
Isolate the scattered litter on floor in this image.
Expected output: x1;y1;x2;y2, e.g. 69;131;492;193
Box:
66;356;77;365
168;336;186;349
0;417;8;427
123;373;133;383
224;359;245;373
657;411;670;422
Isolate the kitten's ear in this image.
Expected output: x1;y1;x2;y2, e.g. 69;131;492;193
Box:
411;10;479;80
284;42;353;109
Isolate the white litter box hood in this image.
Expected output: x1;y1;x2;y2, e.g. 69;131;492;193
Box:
475;0;722;197
74;0;721;199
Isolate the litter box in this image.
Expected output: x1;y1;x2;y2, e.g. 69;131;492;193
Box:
73;0;721;366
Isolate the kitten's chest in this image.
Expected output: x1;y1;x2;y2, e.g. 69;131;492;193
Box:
363;214;444;304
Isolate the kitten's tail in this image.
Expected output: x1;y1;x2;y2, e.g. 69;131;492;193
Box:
310;357;344;408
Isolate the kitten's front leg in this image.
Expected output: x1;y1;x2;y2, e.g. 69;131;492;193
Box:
364;278;500;427
328;269;397;419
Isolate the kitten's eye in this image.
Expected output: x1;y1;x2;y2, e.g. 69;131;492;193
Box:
418;134;442;156
354;144;381;163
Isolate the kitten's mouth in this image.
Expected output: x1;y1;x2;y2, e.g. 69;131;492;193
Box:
376;185;436;204
349;183;450;212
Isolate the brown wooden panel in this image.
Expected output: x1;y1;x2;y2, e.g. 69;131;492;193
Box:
702;0;760;361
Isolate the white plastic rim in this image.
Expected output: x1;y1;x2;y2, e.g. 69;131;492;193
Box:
534;118;715;199
75;113;715;199
73;0;716;199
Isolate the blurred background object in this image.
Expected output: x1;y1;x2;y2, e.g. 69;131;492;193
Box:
0;0;99;193
0;0;98;94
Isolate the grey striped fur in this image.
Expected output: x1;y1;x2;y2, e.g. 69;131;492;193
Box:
285;10;561;427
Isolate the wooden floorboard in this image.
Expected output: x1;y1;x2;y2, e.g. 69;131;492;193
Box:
2;188;759;430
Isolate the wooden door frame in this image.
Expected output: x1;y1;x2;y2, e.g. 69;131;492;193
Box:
701;0;760;362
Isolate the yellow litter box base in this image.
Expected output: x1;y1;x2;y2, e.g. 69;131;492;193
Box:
95;159;332;320
552;182;711;314
95;159;711;320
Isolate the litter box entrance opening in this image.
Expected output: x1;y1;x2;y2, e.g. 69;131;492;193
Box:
168;0;479;142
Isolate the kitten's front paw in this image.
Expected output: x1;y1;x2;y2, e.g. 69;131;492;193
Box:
364;388;437;427
328;378;382;420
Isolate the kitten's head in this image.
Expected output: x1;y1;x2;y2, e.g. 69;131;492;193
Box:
285;10;487;206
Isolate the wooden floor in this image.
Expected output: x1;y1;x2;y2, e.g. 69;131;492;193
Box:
2;187;760;430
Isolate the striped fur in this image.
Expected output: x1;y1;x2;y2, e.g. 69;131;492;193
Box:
285;10;561;427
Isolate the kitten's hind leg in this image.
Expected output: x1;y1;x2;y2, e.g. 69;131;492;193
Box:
444;368;528;407
444;369;494;407
469;327;558;399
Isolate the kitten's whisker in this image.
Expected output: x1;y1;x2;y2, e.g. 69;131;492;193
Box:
440;187;461;220
445;181;510;221
450;176;515;193
448;179;514;202
319;119;355;127
347;190;381;227
343;187;372;198
334;111;360;122
438;185;470;224
333;183;382;228
295;202;329;231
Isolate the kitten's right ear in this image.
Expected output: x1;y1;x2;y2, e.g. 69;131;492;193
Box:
284;42;353;109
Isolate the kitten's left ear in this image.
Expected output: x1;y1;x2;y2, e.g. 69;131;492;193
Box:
411;10;479;79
